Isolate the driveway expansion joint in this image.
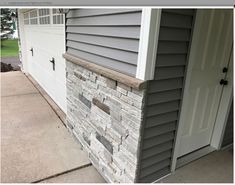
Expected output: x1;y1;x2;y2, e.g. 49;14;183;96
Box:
32;163;92;183
2;92;39;98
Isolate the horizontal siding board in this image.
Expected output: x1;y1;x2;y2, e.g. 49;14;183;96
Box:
144;122;176;139
140;159;171;178
147;100;180;117
154;66;185;80
160;12;193;29
142;141;174;160
155;54;187;67
163;9;195;16
66;12;142;26
67;33;139;52
157;41;189;54
148;78;184;93
146;111;178;128
143;132;175;149
141;150;172;169
67;48;136;76
66;9;141;18
66;9;141;76
66;26;140;39
159;27;191;41
139;167;170;182
148;89;182;105
67;40;138;65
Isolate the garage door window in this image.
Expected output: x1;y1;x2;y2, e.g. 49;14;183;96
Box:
23;9;64;26
52;9;64;24
23;12;29;25
29;10;38;25
39;9;50;24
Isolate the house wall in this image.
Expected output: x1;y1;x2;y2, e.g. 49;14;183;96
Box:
66;61;146;182
222;100;233;147
65;8;196;183
136;9;196;182
66;9;142;76
64;9;148;183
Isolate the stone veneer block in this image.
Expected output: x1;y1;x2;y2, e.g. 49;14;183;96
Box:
66;60;146;183
92;98;110;115
96;132;113;154
78;93;91;109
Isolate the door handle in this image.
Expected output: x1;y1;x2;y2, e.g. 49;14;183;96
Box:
220;79;228;85
30;48;33;56
222;67;228;73
49;57;55;71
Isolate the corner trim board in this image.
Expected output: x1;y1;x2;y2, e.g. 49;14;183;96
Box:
136;8;161;81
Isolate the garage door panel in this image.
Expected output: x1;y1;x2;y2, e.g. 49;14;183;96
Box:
24;12;67;113
29;59;66;112
32;50;66;85
26;26;65;35
27;36;65;58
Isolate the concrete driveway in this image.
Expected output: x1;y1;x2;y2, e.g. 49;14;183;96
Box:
1;71;105;183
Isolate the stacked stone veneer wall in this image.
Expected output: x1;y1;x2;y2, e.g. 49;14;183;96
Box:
66;60;146;183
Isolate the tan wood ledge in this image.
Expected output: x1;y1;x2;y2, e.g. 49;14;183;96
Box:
63;53;146;90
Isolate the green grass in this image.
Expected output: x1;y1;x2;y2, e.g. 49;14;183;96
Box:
1;39;19;58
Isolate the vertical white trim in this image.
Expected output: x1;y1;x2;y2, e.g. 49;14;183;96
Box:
18;10;29;73
49;9;53;25
136;8;161;81
211;48;233;149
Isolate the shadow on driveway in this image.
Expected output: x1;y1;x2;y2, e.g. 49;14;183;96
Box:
1;56;21;72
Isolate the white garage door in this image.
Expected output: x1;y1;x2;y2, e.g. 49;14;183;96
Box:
22;9;67;113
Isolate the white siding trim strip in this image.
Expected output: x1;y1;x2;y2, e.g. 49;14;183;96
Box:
136;9;161;81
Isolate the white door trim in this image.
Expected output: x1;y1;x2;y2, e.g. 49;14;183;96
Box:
176;145;215;169
211;47;233;149
18;10;29;73
171;10;233;172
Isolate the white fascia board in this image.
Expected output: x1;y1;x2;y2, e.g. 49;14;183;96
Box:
136;8;161;81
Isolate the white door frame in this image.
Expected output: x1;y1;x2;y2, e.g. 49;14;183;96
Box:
171;9;233;172
211;46;233;149
18;9;29;73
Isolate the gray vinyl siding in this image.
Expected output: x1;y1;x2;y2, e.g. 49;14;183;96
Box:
222;101;233;147
137;9;195;182
65;9;142;76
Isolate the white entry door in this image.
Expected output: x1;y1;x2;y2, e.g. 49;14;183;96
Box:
178;9;233;157
23;9;67;113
